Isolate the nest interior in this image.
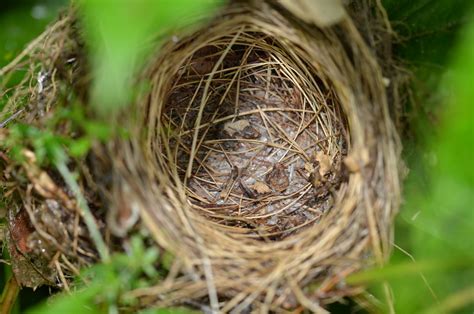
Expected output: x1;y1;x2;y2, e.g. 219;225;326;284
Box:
163;32;349;240
0;1;401;312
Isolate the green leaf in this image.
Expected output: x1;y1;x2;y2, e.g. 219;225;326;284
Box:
384;10;474;314
68;137;92;158
347;258;473;285
84;120;113;140
78;0;223;115
27;287;103;314
384;0;474;72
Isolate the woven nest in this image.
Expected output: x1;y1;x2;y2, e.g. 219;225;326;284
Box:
0;1;401;312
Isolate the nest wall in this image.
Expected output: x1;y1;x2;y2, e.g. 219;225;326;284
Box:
0;1;401;312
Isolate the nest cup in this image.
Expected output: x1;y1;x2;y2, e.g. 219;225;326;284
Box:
113;2;401;311
161;21;349;238
0;1;401;312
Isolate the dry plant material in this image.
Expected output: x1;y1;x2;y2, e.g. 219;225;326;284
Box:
251;181;272;195
0;1;402;312
315;151;332;176
160;29;348;240
113;1;401;311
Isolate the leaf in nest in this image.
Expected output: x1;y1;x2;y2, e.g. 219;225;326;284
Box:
278;0;345;27
251;181;272;194
223;120;250;137
304;162;315;174
315;151;331;176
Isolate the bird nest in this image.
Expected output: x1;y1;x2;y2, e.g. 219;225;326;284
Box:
161;32;348;239
0;1;401;312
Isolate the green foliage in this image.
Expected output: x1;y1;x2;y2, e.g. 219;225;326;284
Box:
78;0;223;115
352;3;474;312
3;103;116;165
0;1;66;68
28;236;162;314
6;124;66;165
394;15;474;312
383;0;473;73
26;235;197;313
27;235;196;313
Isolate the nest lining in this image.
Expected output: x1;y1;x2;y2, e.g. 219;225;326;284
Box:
161;33;349;240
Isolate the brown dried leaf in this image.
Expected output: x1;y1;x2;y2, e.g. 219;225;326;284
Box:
304;162;315;173
278;0;346;27
223;120;250;137
251;181;272;194
315;151;331;176
265;163;290;192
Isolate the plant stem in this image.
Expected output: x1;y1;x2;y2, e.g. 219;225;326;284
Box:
0;276;19;314
56;161;110;263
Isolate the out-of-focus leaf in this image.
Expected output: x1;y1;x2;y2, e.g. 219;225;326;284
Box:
68;137;91;157
385;12;474;314
27;286;102;314
383;0;473;72
78;0;223;115
347;258;472;285
403;10;474;259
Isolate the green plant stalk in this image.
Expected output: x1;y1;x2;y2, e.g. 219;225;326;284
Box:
422;286;474;314
0;276;19;314
56;161;110;263
347;258;473;285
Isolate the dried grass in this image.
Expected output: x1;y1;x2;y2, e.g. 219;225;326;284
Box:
111;2;401;311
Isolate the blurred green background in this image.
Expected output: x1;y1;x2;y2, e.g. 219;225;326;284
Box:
1;0;473;313
0;0;66;67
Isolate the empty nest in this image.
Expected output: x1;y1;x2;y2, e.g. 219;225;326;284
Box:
163;36;348;240
0;1;402;312
113;2;401;311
